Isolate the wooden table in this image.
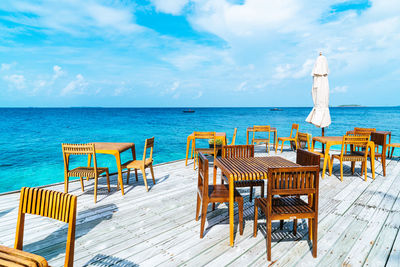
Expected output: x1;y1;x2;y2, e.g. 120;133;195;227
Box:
185;132;227;166
90;142;136;196
312;136;342;178
348;130;392;157
213;156;300;246
246;127;278;152
0;245;48;266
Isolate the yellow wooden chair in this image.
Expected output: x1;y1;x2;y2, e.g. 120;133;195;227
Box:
192;132;217;169
297;132;331;172
330;135;375;181
123;137;156;192
252;125;271;153
62;143;110;203
15;187;77;267
277;123;299;152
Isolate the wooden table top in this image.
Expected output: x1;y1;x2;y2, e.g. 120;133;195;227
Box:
188;132;226;138
247;127;277;131
312;136;343;144
92;142;135;153
0;245;48;267
215;156;300;181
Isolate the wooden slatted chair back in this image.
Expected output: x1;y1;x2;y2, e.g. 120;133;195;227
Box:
370;132;386;149
267;165;320;197
297;132;311;151
197;152;209;198
289;123;299;139
15;187;77;267
354;127;376;137
221;145;254;158
142;137;155;162
252;125;271;141
341;135;370;156
62;143;98;171
296;148;320;166
230;128;237;145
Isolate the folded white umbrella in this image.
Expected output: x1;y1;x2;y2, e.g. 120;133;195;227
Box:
306;53;331;129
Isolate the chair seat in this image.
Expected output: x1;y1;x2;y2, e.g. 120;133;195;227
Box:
332;153;366;161
208;184;242;201
0;245;48;267
123;158;153;169
258;197;313;214
67;167;108;177
354;151;382;157
235;180;264;187
278;137;295;141
196;148;216;154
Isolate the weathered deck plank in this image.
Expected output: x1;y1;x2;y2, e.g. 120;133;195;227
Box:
0;147;399;266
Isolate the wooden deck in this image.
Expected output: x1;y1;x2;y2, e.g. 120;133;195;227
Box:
0;145;399;266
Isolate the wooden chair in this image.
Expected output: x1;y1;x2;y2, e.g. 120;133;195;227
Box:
252;125;271;153
253;163;320;260
355;132;387;176
195;152;243;238
122;137;155;192
228;128;237;145
221;145;264;202
277;123;299;153
387;143;400;158
349;127;376;152
15;187;77;267
330;135;375;181
193;132;217;169
62;143;110;203
298;132;332;172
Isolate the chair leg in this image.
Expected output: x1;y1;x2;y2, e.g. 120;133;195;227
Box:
308;218;313;240
141;167;149;191
79;177;84;192
200;201;208;238
351;162;355;175
340;161;343;181
249;186;253;202
391;147;394;158
280;140;285;153
212;203;215;211
361;162;364;176
126;168;130;184
293;219;297;236
106;170;110;192
64;175;69;193
312;218;318;258
261;184;265;198
150;164;156;184
195;194;201;221
135;169;138;181
381;155;385;176
364;161;368;181
94;176;98;203
238;198;244;235
253;199;258;237
267;217;272;261
280;220;284;230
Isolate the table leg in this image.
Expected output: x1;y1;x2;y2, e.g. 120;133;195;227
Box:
115;152;125;195
387;133;392;158
229;176;234;247
213;165;217;185
247;130;250;145
185;138;191;166
321;143;330;178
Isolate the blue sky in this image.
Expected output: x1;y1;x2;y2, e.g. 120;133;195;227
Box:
0;0;398;107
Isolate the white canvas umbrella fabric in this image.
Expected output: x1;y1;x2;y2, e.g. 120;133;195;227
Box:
306;54;331;128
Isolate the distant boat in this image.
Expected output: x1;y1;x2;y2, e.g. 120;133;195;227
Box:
270;108;283;111
183;109;195;113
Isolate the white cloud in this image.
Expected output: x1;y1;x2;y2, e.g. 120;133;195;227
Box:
235;81;247;92
52;65;64;80
61;74;87;96
331;85;348;93
1;63;12;71
151;0;189;15
170;81;180;92
193;91;203;99
3;74;25;89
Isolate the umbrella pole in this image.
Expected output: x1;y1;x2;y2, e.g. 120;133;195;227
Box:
322;127;325;154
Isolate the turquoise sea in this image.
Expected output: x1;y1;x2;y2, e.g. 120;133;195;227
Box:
0;107;399;193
